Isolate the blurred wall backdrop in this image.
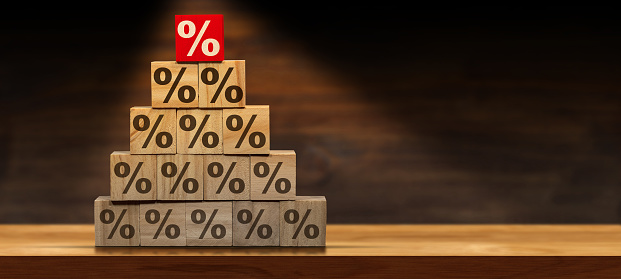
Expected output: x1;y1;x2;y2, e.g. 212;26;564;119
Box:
1;2;621;223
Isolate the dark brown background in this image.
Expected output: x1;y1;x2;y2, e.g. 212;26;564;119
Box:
1;2;621;223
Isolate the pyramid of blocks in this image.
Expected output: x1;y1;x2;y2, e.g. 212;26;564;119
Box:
94;15;326;247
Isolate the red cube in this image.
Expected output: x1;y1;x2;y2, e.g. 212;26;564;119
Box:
175;15;224;62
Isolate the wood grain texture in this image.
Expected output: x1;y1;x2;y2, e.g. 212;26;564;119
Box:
222;105;270;155
250;150;296;200
176;109;223;154
198;60;246;108
185;201;233;246
204;155;251;200
157;155;203;200
151;61;199;108
110;151;157;201
4;224;621;256
94;197;140;246
280;196;326;246
5;3;621;225
130;107;177;155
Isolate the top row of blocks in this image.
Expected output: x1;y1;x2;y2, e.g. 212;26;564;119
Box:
176;15;224;62
175;15;224;62
152;60;245;108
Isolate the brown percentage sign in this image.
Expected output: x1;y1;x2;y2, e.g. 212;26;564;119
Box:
190;209;226;239
161;162;199;194
153;67;196;104
99;209;136;240
207;161;245;194
133;114;173;149
179;114;219;149
144;209;180;240
225;114;266;149
253;162;291;194
113;162;152;194
237;209;272;239
201;67;243;104
284;209;319;239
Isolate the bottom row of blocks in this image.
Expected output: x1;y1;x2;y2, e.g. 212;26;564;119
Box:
94;196;326;247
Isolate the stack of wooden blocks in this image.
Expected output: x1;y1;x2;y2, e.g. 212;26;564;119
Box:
94;15;326;247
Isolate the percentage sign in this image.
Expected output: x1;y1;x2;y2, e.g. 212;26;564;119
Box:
145;209;180;239
133;115;173;148
284;209;319;239
190;209;226;239
99;209;136;239
237;209;272;239
207;162;245;194
161;162;199;194
153;67;196;104
177;20;220;57
253;162;291;194
113;162;152;194
179;114;219;149
226;114;266;149
201;67;243;104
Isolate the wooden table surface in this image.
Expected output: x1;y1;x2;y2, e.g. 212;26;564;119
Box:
3;224;621;277
2;224;621;256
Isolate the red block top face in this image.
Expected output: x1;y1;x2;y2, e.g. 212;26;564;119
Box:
175;15;224;62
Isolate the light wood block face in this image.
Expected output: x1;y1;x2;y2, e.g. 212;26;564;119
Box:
157;155;204;200
250;150;296;200
186;201;233;246
198;60;246;108
280;196;327;247
222;105;270;154
204;155;250;200
130;107;176;154
176;109;223;154
233;201;279;246
94;196;140;246
140;202;186;246
110;152;157;201
151;61;199;108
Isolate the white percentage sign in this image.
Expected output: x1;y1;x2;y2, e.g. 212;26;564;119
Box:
177;20;220;57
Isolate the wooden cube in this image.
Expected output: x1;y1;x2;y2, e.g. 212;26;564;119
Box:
176;109;223;154
186;201;233;246
94;196;140;246
280;196;327;247
151;61;199;108
175;15;224;62
157;155;203;200
204;155;250;200
222;105;270;154
110;151;157;201
198;60;246;108
232;201;279;246
140;202;186;246
250;150;296;200
130;107;176;154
